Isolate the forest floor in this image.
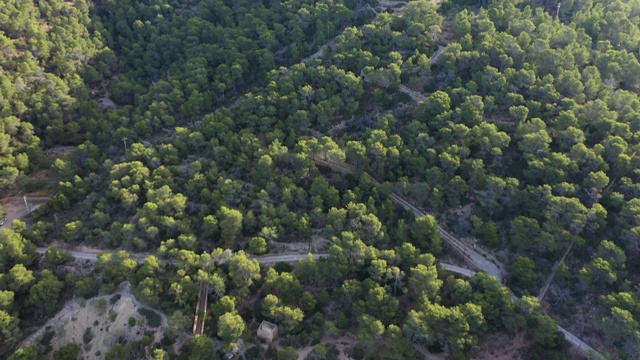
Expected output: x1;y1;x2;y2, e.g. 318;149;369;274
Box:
268;233;331;254
279;333;445;360
549;292;608;357
470;331;530;360
20;283;168;359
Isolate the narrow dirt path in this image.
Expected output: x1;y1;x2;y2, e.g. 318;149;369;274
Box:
538;241;575;301
302;0;425;65
375;45;446;103
297;346;314;360
430;45;446;64
399;84;429;102
302;39;335;64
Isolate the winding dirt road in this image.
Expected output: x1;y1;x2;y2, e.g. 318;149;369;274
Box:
34;248;324;265
310;156;601;356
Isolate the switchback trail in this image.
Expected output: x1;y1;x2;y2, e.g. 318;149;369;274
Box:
302;1;441;65
310;156;601;356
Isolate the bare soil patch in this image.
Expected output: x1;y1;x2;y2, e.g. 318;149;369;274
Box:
0;196;49;229
21;284;168;359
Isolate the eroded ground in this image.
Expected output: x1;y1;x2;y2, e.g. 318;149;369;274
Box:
21;285;168;359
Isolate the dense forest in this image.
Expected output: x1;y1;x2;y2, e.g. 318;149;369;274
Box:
2;0;640;359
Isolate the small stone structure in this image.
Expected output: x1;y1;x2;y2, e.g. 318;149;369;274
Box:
257;321;278;343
